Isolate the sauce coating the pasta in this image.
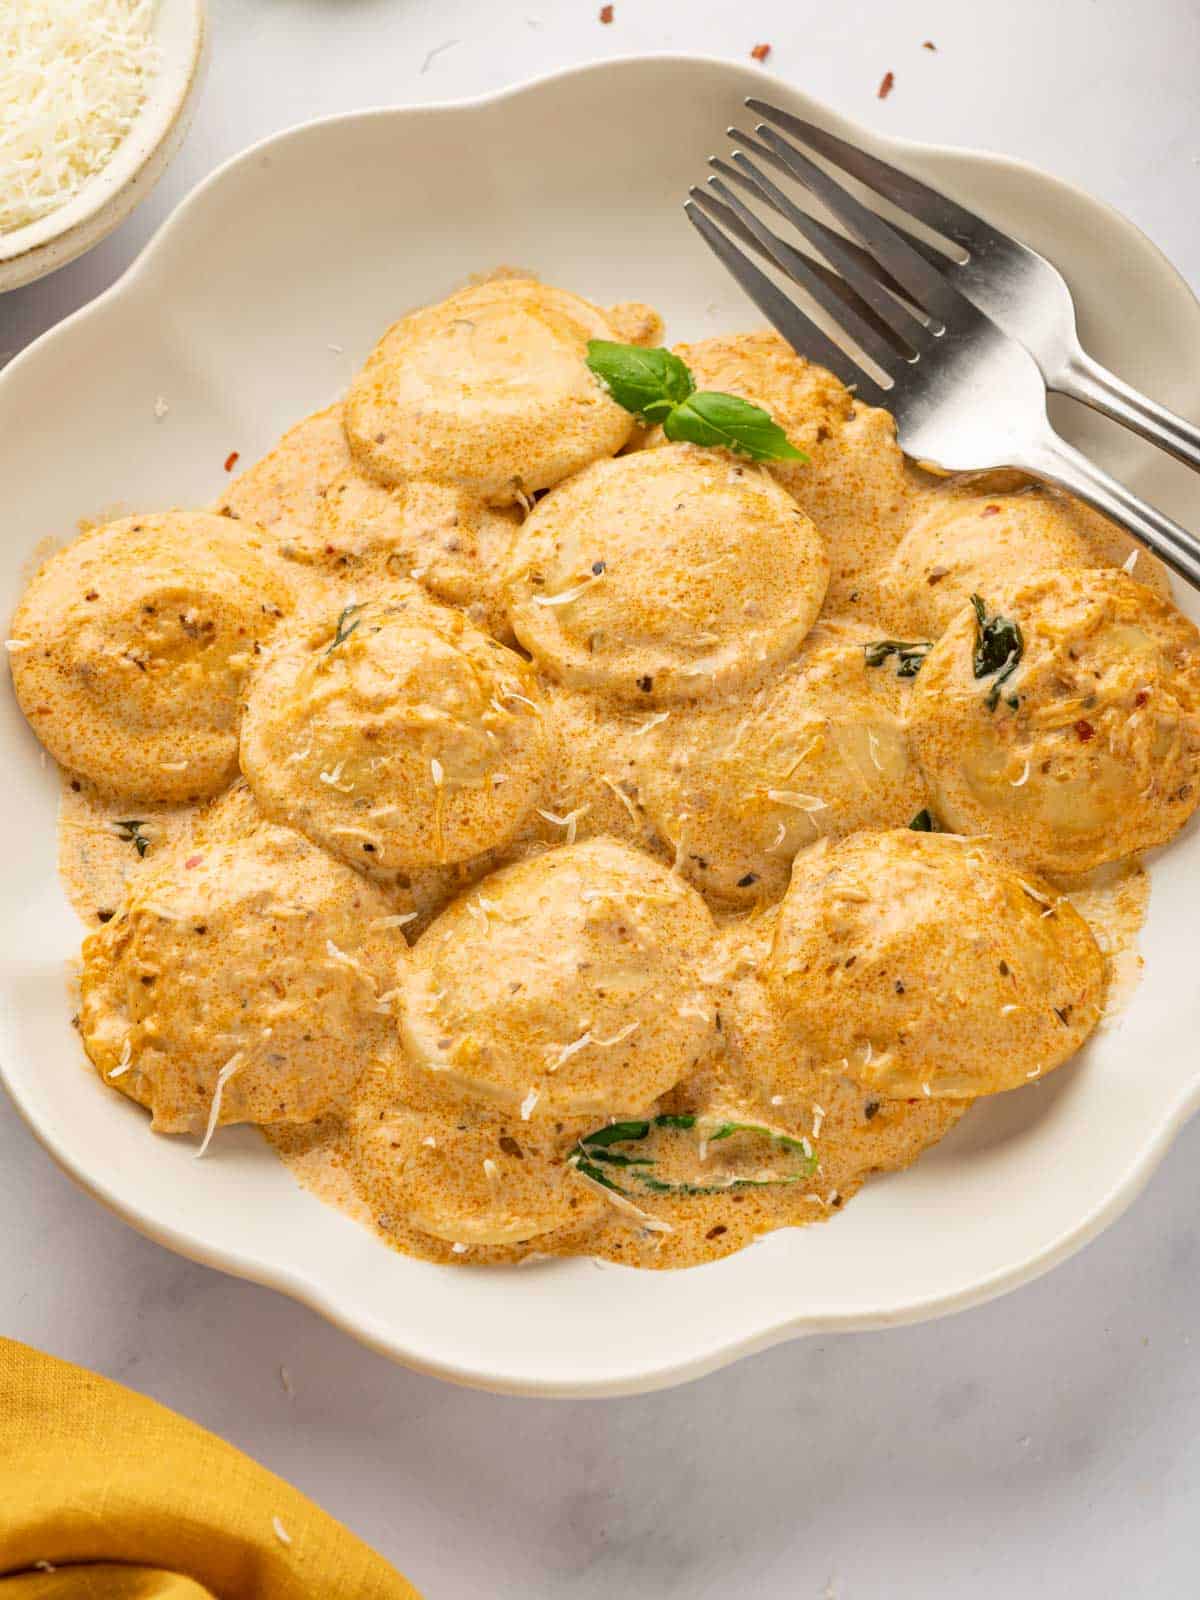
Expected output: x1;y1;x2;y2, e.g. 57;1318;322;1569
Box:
24;278;1185;1272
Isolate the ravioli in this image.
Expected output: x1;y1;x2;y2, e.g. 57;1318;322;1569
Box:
765;829;1106;1099
79;815;407;1135
506;443;829;702
633;620;926;903
241;590;549;877
909;569;1200;873
11;512;291;801
397;837;718;1118
349;1095;603;1248
343;277;649;504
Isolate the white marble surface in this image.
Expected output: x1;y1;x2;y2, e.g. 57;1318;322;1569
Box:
3;2;1200;1594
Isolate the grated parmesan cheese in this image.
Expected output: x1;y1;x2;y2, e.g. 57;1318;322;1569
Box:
0;1;161;235
194;1051;245;1158
536;803;590;846
571;1165;673;1233
108;1035;133;1079
531;573;604;607
765;788;828;811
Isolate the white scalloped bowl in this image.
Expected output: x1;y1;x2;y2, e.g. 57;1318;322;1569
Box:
2;56;1199;1397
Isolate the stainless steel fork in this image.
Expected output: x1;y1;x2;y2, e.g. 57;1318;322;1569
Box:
742;101;1200;476
685;107;1200;591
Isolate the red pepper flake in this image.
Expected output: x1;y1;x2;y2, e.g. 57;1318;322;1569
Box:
750;42;771;63
185;853;204;869
1074;720;1095;743
922;39;937;51
1135;690;1150;707
599;3;613;20
878;70;895;99
981;503;1001;517
223;451;240;473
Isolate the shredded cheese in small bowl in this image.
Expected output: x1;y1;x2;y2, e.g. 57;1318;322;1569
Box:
0;0;205;289
0;1;162;236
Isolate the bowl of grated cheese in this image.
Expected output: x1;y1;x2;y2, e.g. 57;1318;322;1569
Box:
0;0;206;293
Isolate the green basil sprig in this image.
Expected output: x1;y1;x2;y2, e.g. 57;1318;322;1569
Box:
571;1112;817;1199
586;341;807;464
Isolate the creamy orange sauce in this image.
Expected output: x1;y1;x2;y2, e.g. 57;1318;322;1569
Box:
58;776;199;930
1061;859;1151;1025
25;281;1186;1274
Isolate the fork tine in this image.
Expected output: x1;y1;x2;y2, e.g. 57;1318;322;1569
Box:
748;123;979;328
723;145;929;352
746;98;995;255
727;131;949;282
691;179;886;334
682;199;888;407
695;177;906;372
699;176;913;362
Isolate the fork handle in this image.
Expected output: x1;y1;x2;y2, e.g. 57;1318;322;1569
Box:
1058;345;1200;475
1019;429;1200;593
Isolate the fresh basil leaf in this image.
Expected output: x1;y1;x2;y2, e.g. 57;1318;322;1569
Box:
662;390;807;462
571;1113;816;1200
580;1119;652;1148
969;594;1024;710
585;341;694;423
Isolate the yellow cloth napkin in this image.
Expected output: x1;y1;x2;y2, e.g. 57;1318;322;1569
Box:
0;1339;421;1599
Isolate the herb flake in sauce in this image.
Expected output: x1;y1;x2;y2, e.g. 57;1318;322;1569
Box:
970;594;1023;710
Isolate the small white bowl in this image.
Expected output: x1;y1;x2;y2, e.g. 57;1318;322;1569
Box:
0;0;207;293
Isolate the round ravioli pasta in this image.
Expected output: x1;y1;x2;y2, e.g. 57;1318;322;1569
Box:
398;837;718;1118
314;468;519;634
633;621;926;904
909;569;1200;874
348;1098;602;1247
763;829;1105;1099
536;685;660;852
662;331;922;606
240;591;549;876
79;819;407;1135
506;444;828;703
343;278;641;504
10;513;291;801
215;405;352;547
877;488;1110;638
709;948;971;1168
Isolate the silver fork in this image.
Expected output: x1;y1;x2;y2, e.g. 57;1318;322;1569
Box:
684;115;1200;591
741;101;1200;475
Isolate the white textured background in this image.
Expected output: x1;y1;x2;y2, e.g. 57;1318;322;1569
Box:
3;3;1199;1595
